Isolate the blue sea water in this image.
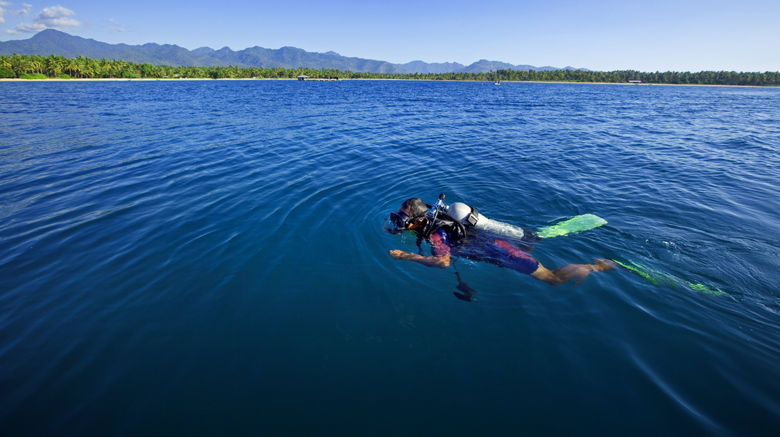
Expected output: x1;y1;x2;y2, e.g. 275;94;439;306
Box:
1;80;779;435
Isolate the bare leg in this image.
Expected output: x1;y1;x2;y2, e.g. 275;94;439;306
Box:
531;258;616;285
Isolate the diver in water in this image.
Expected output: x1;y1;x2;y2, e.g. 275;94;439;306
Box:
387;196;614;286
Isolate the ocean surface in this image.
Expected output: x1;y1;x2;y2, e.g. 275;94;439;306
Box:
1;80;778;436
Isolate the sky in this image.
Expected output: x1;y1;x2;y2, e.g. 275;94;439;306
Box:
0;0;778;71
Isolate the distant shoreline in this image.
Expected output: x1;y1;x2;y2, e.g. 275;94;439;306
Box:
4;53;776;85
0;77;776;88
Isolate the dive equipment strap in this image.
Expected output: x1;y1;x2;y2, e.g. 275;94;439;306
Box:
465;206;480;227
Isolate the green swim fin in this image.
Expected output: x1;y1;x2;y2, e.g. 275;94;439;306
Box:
686;282;724;296
536;214;607;238
612;259;725;296
611;259;659;285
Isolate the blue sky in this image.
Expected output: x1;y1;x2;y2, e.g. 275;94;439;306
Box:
1;0;778;71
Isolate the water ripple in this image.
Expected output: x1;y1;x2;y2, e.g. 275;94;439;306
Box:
1;81;779;435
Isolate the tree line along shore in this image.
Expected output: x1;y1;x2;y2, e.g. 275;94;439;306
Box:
2;54;778;86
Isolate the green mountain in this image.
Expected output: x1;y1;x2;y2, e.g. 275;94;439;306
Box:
0;30;579;74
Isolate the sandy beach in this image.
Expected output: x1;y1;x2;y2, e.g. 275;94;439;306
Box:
1;77;774;87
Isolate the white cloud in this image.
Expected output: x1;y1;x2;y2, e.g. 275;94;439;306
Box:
19;3;33;16
13;22;46;33
0;1;10;25
7;3;81;33
38;5;79;27
9;4;81;33
107;17;127;32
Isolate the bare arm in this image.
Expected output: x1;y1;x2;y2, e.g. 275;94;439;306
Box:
389;250;450;269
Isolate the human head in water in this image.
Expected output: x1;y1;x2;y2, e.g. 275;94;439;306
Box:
400;198;428;219
388;198;429;232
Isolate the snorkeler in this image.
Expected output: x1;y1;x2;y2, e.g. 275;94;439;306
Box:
387;196;615;286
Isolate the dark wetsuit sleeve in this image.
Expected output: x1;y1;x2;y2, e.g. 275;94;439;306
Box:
429;229;451;257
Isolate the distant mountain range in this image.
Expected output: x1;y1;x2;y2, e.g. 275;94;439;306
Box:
0;30;584;74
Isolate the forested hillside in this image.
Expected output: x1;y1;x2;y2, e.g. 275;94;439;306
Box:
2;54;778;86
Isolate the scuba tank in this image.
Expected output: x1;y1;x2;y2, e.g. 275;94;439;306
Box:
444;200;526;241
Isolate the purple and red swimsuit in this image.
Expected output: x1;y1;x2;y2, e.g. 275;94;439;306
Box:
428;228;539;275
